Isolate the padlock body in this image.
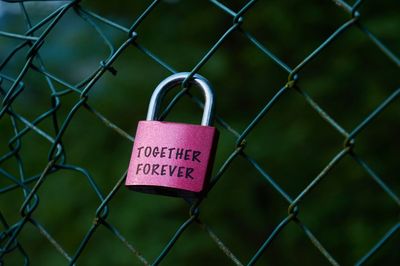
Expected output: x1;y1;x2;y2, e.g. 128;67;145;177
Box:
126;121;218;197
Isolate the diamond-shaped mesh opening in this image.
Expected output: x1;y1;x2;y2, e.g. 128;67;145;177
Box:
243;88;343;196
243;0;349;66
133;1;233;71
299;155;398;264
298;27;399;131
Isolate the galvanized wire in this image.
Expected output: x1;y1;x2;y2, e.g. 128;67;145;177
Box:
0;0;399;265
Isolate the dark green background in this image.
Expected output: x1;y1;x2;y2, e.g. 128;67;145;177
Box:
0;0;399;265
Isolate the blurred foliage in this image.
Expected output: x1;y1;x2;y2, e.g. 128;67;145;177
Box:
0;0;399;265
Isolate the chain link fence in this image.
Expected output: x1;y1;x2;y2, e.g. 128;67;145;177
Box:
0;0;399;265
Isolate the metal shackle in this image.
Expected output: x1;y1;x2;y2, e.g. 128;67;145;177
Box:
146;72;215;126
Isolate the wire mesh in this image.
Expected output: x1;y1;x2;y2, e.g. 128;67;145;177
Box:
0;0;399;265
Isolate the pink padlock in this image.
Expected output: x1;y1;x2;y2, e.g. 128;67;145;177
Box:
125;72;219;197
